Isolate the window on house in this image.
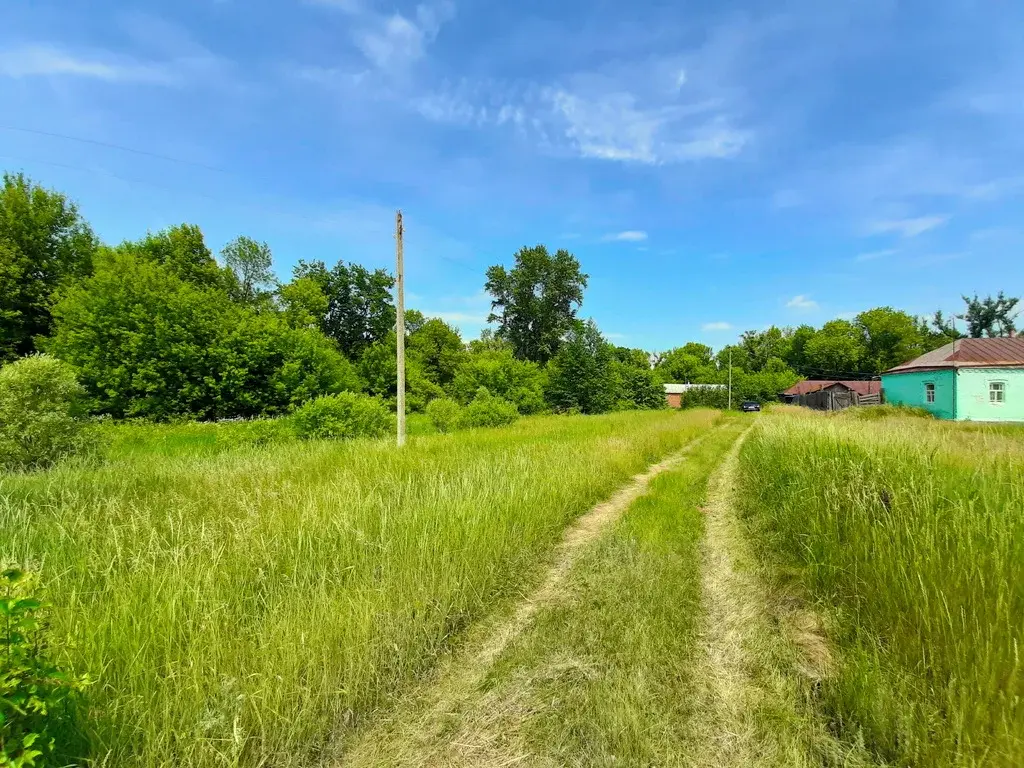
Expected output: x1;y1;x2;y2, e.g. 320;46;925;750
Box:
925;383;935;403
990;381;1005;404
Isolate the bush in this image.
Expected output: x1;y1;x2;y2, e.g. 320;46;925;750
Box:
1;568;89;767
458;387;519;429
291;392;394;440
426;398;462;434
678;387;731;410
0;355;90;470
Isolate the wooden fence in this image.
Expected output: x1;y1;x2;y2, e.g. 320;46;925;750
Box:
790;389;881;411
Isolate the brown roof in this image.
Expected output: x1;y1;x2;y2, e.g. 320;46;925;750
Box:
885;338;1024;373
782;380;881;396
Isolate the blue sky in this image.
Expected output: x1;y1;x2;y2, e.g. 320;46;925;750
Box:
2;0;1022;352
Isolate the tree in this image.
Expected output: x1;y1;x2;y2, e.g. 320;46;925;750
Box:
358;334;443;412
856;307;925;373
715;344;749;374
222;236;275;304
544;319;615;413
958;293;1020;337
0;173;97;361
803;319;867;375
612;346;653;370
918;310;962;351
294;259;396;358
485;244;588;364
450;345;546;414
46;246;359;419
408;318;464;387
656;346;717;384
125;224;225;289
785;325;816;373
739;327;791;372
611;361;664;410
278;276;329;330
404;309;427;334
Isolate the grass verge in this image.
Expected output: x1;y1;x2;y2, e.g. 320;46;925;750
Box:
0;409;716;767
736;411;1024;767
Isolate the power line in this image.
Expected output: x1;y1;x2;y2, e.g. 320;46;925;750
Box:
0;125;231;174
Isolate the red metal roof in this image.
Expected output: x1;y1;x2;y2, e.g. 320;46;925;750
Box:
885;338;1024;373
782;380;881;396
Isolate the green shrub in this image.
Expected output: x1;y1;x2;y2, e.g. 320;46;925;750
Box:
1;568;89;768
678;387;730;410
0;355;90;470
425;398;462;434
458;388;519;429
291;393;394;440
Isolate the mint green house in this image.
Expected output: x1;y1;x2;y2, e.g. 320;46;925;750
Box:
882;338;1024;422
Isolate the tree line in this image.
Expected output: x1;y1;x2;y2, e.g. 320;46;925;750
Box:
1;172;1018;421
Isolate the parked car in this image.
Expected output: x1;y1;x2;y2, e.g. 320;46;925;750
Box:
740;401;761;412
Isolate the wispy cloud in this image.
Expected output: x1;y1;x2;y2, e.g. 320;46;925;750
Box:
866;215;947;238
786;294;818;310
309;0;454;76
0;44;174;83
546;89;747;164
602;230;648;242
854;248;897;262
702;321;732;331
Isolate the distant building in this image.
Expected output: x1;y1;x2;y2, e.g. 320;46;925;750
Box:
663;383;726;409
780;380;880;403
881;337;1024;421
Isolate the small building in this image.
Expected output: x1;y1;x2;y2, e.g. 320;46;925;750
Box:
881;338;1024;421
663;383;726;409
780;380;881;403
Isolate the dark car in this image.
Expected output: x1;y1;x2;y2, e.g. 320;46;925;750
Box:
740;401;761;412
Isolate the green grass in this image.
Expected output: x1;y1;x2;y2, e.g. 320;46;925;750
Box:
736;411;1024;767
0;409;717;767
481;419;747;765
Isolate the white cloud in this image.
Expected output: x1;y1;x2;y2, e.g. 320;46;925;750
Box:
786;294;818;310
702;321;732;331
606;332;628;340
854;248;897;262
547;88;747;164
0;44;174;83
866;215;947;238
602;230;648;242
312;0;455;75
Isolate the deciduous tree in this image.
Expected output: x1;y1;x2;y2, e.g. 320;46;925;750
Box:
485;245;587;364
0;173;97;361
294;259;396;358
545;319;615;413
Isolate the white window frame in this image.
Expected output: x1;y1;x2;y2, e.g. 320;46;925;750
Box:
989;380;1006;405
924;382;935;404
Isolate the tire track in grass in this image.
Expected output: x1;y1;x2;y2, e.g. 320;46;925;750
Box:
335;426;723;767
691;426;873;768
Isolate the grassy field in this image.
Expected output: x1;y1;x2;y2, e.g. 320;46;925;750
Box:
0;409;717;767
736;409;1024;766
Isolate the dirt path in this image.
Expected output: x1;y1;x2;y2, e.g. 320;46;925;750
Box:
336;429;717;767
688;428;854;768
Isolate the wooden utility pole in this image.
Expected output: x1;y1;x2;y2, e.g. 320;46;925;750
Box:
728;348;733;411
395;211;406;447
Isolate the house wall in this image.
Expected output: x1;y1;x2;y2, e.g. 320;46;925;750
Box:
881;369;956;419
956;368;1024;422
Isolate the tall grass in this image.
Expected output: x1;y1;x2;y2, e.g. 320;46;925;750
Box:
737;412;1024;766
0;409;717;767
